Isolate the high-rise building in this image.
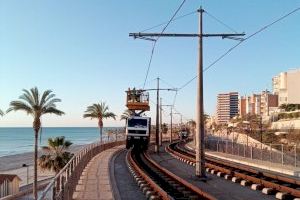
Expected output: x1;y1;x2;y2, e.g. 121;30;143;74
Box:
216;92;239;124
272;69;300;105
239;96;247;117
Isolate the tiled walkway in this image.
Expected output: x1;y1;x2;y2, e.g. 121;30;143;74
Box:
73;145;123;200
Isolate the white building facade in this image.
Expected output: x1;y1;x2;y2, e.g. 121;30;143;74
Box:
272;69;300;105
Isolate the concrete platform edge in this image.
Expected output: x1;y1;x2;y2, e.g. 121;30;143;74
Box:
109;148;124;200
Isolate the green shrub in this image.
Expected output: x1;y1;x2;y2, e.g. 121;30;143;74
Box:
288;113;294;119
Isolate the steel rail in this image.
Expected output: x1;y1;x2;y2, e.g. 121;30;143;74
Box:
127;149;170;200
143;151;216;200
167;142;300;198
127;147;216;200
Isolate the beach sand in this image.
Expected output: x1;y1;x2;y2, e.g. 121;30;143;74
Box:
0;145;85;186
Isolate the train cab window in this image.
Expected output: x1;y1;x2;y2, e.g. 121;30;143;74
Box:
128;118;148;128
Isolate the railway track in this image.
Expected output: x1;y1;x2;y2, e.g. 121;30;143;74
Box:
166;141;300;200
126;147;216;200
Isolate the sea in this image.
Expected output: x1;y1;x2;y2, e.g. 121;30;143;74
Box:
0;127;123;157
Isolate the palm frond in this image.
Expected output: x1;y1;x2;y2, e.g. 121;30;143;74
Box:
103;112;116;120
43;98;61;108
8;87;64;118
39;136;73;173
83;113;98;119
39;90;53;107
7;101;34;115
43;107;65;115
120;109;134;121
21;89;36;107
30;87;40;106
0;109;4;116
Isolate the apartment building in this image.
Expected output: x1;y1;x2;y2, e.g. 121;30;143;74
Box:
272;69;300;105
239;90;278;117
217;92;239;124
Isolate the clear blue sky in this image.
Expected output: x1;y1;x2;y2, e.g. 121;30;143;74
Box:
0;0;300;127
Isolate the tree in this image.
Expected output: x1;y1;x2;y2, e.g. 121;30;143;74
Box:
83;102;116;143
120;109;134;121
39;136;73;174
0;109;3;116
280;104;300;112
186;120;196;143
7;87;64;199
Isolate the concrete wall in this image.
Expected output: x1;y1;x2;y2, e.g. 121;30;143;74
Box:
271;119;300;129
287;70;300;104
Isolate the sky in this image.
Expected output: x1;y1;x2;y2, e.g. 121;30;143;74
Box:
0;0;300;127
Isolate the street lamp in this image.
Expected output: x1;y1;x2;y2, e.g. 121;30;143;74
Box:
22;164;29;185
242;121;250;148
227;123;233;141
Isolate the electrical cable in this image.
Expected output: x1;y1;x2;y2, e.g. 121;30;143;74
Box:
140;10;197;33
178;7;300;91
204;10;238;33
142;0;187;89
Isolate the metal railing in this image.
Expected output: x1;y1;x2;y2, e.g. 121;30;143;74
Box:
205;139;300;168
38;136;125;200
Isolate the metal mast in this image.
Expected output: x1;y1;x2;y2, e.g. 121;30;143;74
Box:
129;7;245;177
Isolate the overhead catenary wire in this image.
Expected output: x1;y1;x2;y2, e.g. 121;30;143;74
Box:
160;77;177;89
178;6;300;91
204;10;238;33
140;10;197;33
142;0;187;89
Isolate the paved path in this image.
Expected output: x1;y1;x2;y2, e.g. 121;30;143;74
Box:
73;146;123;200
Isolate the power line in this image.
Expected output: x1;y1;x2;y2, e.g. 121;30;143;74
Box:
178;6;300;91
160;78;177;89
142;42;156;88
140;10;197;33
141;0;187;89
172;90;178;107
204;10;238;33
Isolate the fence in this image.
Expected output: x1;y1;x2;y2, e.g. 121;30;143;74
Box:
38;137;125;200
205;139;300;168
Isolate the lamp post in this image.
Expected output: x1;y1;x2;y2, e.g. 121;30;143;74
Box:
243;121;250;148
22;164;29;185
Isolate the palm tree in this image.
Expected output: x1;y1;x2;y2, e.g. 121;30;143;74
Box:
120;109;134;121
0;109;4;116
83;102;116;143
7;87;64;199
39;136;73;174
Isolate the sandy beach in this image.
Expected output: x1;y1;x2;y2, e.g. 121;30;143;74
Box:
0;144;85;186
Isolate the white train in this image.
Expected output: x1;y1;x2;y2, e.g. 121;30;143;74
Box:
125;116;151;150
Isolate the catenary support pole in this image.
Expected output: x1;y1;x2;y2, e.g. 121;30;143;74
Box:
159;97;162;146
155;77;160;153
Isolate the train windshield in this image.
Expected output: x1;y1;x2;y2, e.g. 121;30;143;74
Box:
128;118;148;128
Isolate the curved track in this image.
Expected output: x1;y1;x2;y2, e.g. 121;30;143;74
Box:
126;147;216;200
167;141;300;199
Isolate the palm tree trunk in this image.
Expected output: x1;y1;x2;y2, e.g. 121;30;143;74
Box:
99;127;103;143
33;129;38;199
33;118;40;200
98;119;103;143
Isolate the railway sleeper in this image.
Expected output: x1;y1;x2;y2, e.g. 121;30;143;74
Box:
240;180;252;187
251;184;263;191
231;177;242;183
275;192;293;200
262;187;276;195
